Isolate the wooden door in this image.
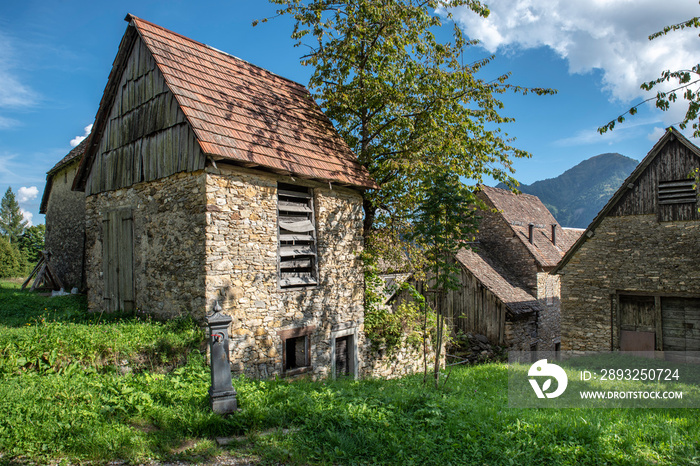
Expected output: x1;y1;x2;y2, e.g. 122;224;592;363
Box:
619;295;656;351
662;298;700;352
335;336;350;377
102;209;134;312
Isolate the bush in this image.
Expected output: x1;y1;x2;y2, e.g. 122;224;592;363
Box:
0;237;23;278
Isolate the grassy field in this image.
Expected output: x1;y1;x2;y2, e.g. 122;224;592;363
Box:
1;280;699;465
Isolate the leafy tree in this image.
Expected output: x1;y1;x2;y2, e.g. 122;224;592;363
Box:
409;170;478;387
259;0;555;238
599;8;700;136
18;224;45;264
0;236;23;278
0;187;28;244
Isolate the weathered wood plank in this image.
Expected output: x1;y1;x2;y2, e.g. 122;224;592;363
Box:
119;213;134;311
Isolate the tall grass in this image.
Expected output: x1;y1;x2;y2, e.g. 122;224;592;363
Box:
1;280;699;465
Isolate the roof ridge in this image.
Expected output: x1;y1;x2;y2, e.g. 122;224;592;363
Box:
480;184;543;202
125;14;307;91
553;126;700;274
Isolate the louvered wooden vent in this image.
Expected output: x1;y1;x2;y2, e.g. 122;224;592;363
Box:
278;183;318;288
658;179;697;205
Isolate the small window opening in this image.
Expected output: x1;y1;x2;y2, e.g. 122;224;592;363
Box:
278;183;318;288
278;325;315;375
284;335;309;371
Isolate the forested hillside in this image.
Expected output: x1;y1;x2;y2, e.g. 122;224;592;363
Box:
498;153;639;228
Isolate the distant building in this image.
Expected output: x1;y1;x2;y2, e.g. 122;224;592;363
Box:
444;186;581;350
39;139;88;290
554;128;700;352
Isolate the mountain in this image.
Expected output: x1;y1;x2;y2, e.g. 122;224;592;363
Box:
497;153;639;229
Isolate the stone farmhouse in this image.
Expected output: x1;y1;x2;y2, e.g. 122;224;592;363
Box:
443;186;581;351
39;138;88;290
66;14;429;380
554;128;700;352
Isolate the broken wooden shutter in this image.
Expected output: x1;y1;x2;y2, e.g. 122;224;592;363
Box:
277;183;318;288
102;209;135;311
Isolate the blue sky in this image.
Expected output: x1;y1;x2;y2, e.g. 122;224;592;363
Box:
0;1;698;226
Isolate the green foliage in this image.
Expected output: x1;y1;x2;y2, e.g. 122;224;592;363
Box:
0;187;27;244
261;0;555;238
409;171;478;293
362;254;433;353
409;171;478;386
599;5;700;137
18;224;45;263
0;237;24;278
2;283;699;464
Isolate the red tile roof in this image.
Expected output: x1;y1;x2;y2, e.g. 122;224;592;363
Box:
478;186;582;268
127;15;376;189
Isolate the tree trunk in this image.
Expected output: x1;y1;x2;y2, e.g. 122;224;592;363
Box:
362;197;376;240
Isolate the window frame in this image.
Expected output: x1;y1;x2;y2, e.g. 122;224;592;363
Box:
278;325;316;376
330;324;358;380
276;183;319;289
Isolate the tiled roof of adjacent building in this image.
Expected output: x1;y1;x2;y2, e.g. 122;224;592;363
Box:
49;138;89;176
455;244;544;316
40;138;89;214
76;14;377;190
477;185;582;268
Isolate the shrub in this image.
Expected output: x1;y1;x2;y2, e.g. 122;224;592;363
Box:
0;237;23;278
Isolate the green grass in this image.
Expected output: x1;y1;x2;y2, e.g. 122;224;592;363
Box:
1;280;699;465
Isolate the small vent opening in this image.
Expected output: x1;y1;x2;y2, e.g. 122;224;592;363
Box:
658;179;697;205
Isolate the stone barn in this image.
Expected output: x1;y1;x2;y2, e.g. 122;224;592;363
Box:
40;138;88;290
443;186;581;351
452;246;542;350
554;127;700;352
69;14;428;380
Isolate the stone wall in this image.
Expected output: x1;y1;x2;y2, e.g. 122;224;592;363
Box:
536;271;561;351
84;170;207;318
203;165;367;380
505;314;537;351
44;161;86;290
85;162;429;381
559;214;700;351
361;334;445;379
476;202;538;295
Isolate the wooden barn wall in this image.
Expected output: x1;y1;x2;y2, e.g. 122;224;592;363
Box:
442;266;505;345
86;37;205;195
609;137;700;222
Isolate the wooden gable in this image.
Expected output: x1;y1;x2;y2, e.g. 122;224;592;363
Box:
83;33;205;195
554;127;700;274
75;15;376;193
608;135;700;222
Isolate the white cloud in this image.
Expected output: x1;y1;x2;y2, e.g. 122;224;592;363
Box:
647;126;667;142
0;32;37;109
0;115;19;129
443;1;699;103
20;208;33;227
553;116;661;147
17;186;39;203
0;153;20;183
70;123;93;147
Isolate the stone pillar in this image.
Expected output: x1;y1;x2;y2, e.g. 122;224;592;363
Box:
207;303;237;414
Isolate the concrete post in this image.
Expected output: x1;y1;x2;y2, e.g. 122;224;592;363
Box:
206;302;237;414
